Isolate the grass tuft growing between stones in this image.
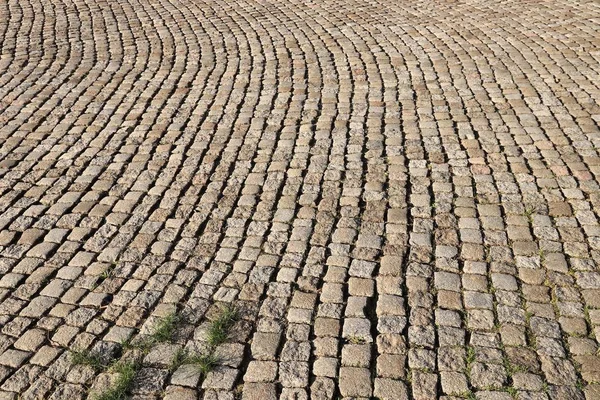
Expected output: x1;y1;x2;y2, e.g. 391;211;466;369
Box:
189;353;220;376
206;304;238;349
170;350;220;376
70;349;106;372
147;312;181;345
346;336;366;345
461;391;477;400
464;345;476;379
100;263;117;280
93;361;139;400
503;356;528;376
169;348;190;372
170;304;239;377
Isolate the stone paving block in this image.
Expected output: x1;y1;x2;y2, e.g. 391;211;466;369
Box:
339;367;372;397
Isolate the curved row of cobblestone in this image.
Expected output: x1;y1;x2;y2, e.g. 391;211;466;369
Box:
1;0;600;399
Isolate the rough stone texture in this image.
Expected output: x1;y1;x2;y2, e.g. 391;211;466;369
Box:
0;0;599;399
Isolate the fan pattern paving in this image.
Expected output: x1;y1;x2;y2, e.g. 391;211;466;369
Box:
1;0;600;399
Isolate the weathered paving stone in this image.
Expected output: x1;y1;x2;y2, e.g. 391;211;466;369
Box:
339;367;372;397
0;0;599;398
242;383;277;400
131;368;169;395
201;367;238;391
163;386;197;400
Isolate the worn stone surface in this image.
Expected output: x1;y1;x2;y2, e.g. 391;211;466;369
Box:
0;0;599;398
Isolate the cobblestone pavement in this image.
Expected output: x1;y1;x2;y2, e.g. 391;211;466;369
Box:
0;0;600;399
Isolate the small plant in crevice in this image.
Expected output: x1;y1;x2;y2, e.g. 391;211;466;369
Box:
538;248;546;263
93;360;139;400
505;386;518;397
523;205;538;222
575;378;587;391
168;347;220;376
186;352;220;376
461;391;477;400
100;262;118;280
169;348;190;372
233;384;244;397
146;312;182;345
206;304;239;349
406;371;412;384
119;337;135;351
503;356;528;376
346;336;367;345
484;244;493;263
464;345;476;379
70;349;107;372
542;382;550;393
130;312;184;352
